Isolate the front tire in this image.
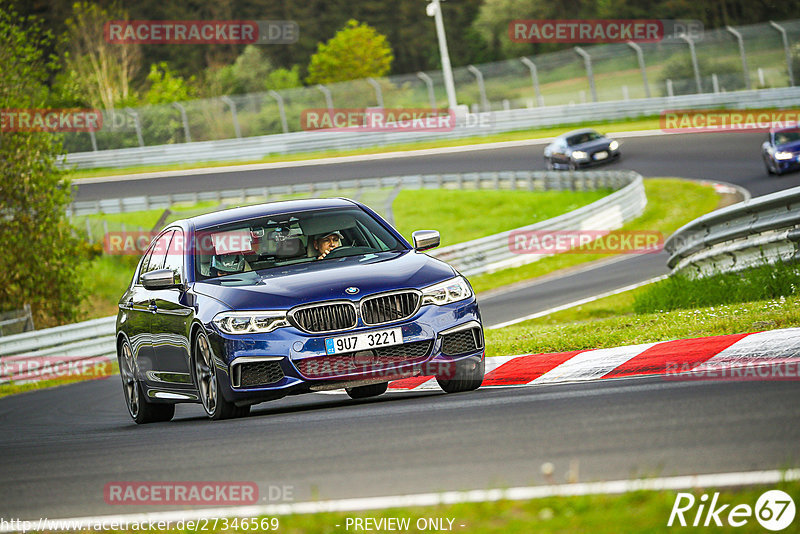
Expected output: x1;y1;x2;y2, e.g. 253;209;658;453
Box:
194;330;249;420
118;339;174;424
436;356;485;393
345;382;388;399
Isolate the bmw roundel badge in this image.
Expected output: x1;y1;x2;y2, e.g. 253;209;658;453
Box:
345;286;360;295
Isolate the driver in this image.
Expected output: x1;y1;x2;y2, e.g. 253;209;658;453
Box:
211;253;246;277
312;231;342;259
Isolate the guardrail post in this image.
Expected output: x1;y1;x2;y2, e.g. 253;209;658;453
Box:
85;218;93;243
367;77;384;109
725;26;751;90
520;57;545;106
626;41;651;98
267;90;289;134
678;35;703;94
769;21;795;87
89;129;98;151
467;65;490;112
124;107;144;147
220;96;242;138
416;72;437;110
712;74;720;93
171;102;192;142
574;47;597;102
315;84;334;113
666;79;674;97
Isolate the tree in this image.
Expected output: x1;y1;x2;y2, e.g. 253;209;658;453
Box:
0;6;87;327
142;62;198;105
204;46;302;97
306;19;393;85
63;1;141;110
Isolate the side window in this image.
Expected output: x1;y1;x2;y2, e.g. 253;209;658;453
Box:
139;231;174;283
162;229;185;285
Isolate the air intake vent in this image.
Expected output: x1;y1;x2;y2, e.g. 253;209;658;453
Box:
291;302;357;333
441;327;483;356
296;340;433;379
238;360;285;388
361;291;420;325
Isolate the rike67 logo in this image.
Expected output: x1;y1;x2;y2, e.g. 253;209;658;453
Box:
668;490;795;531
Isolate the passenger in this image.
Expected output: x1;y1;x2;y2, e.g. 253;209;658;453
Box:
312;231;342;259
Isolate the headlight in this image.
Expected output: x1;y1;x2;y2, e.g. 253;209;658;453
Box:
421;276;472;306
213;311;290;334
609;140;619;151
572;150;588;160
775;151;794;160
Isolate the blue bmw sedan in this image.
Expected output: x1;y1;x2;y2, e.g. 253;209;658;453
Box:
116;198;485;422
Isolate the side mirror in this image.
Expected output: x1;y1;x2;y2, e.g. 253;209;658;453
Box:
412;230;440;251
141;269;180;290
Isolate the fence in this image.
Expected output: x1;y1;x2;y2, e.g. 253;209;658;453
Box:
664;185;800;277
59;19;800;162
0;305;34;337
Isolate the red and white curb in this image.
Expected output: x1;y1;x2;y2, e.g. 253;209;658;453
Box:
388;327;800;391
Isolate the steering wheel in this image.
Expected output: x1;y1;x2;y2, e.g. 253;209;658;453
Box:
322;246;373;259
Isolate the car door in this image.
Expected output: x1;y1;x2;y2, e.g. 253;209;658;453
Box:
123;232;172;375
149;228;195;386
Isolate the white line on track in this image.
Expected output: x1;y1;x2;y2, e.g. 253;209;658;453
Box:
486;275;667;329
10;469;797;530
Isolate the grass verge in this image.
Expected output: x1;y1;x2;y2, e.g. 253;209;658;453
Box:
484;293;800;357
470;178;720;294
66;116;663;179
392;189;610;248
0;360;118;399
633;261;800;314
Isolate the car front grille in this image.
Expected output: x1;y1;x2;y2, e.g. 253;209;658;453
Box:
441;327;484;356
291;302;357;333
361;291;420;325
296;340;433;379
237;360;285;388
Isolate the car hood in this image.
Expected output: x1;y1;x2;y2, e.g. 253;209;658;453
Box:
193;250;457;310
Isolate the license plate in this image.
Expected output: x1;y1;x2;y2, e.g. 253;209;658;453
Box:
593;151;608;160
325;327;403;355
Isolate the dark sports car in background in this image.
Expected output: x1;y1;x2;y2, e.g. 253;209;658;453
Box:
543;128;620;170
116;198;485;423
762;126;800;175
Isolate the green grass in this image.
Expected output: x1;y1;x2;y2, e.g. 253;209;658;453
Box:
485;293;800;357
634;261;800;314
393;189;611;248
469;178;720;294
66;116;664;179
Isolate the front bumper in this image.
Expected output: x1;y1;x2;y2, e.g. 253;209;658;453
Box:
206;297;483;403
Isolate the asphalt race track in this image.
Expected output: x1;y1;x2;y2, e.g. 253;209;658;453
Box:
0;377;797;519
1;130;798;520
74;130;800;201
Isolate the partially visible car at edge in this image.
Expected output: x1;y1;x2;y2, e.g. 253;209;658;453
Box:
762;126;800;176
115;198;485;423
543;128;620;170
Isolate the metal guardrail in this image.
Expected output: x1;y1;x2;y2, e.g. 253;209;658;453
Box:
0;316;116;384
61;86;800;169
664;185;800;277
9;170;645;376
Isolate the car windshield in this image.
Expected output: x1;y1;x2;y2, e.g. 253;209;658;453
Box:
195;207;405;280
775;130;800;145
566;131;603;146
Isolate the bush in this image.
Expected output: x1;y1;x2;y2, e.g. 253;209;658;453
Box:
658;55;745;96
